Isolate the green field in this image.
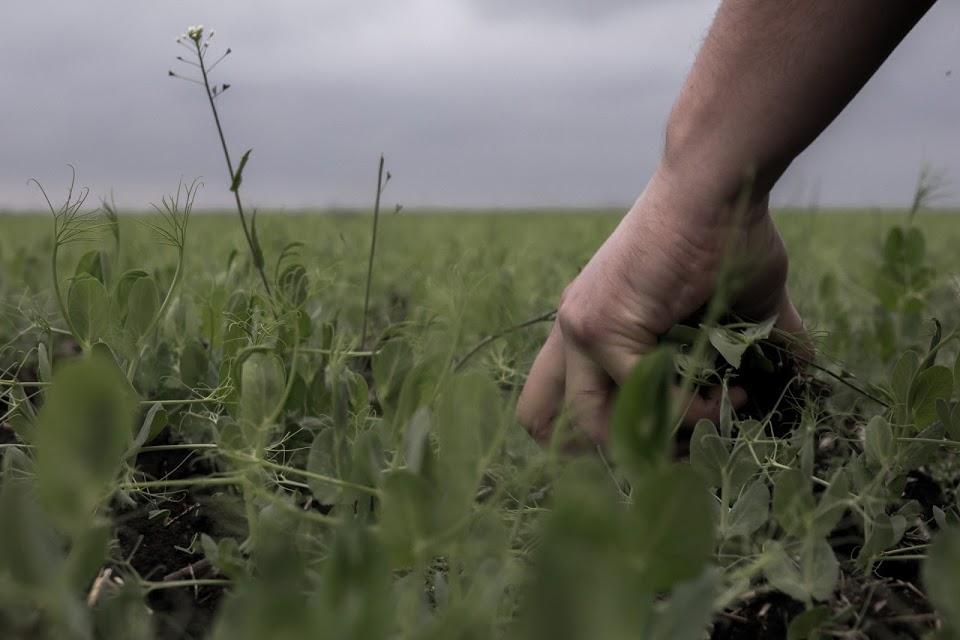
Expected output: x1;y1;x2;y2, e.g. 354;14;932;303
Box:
2;206;960;639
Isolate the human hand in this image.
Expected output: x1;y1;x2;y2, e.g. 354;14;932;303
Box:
516;170;805;446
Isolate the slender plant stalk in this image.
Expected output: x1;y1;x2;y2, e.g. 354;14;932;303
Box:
455;309;558;372
192;38;272;296
360;154;386;348
142;578;232;592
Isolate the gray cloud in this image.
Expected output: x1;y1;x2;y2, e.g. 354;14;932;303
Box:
0;0;957;211
469;0;651;23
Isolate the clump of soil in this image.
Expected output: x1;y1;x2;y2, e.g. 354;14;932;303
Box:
113;429;241;640
711;592;804;639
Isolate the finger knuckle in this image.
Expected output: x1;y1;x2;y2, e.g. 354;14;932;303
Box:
515;397;553;441
557;302;605;347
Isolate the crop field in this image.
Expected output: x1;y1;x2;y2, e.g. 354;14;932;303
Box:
1;200;960;640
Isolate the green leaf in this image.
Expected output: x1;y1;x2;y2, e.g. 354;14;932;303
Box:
306;426;342;504
811;469;850;537
434;371;501;527
910;365;953;428
707;317;776;370
725;433;760;498
804;539;840;601
37;341;52;383
890;350;920;404
114;269;149;311
937;399;960;441
239;352;286;440
954;350;960;393
345;368;369;412
248;207;265;270
708;328;749;369
919;318;943;371
741;316;777;343
626;464;715;591
689;419;727;488
610;347;674;481
857;514;903;569
402;408;431;474
124;275;159;342
765;539;838;603
923;527;960;629
180;339;209;388
379;469;435;568
201;534;246;580
519;459;653;640
35;356;137;535
126;402;166;457
644;569;719;640
773;468;815;537
230;148;252;192
725;479;770;538
75;249;106;284
372;338;414;417
67;275;111;345
900;422;945;470
0;474;61;589
787;606;831;640
316;523;394;640
864;415;894;468
903;226;926;267
63;524;110;590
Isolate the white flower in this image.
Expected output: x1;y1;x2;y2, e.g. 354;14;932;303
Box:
186;24;204;41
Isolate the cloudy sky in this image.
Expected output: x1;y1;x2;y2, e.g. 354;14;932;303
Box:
2;0;958;210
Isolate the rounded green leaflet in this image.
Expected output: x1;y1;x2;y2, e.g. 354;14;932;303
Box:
725;479;770;539
180;339;209;388
689;419;728;488
923;527;960;630
909;365;953;428
610;347;675;481
124;274;159;342
890;350;920;404
239;352;287;446
371;338;414;417
773;468;815;537
863;415;894;468
306;425;344;504
74;249;107;284
379;469;436;569
67;274;111;346
626;464;716;592
35;356;137;535
764;539;839;603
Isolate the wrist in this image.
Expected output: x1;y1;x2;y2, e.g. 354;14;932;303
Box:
639;160;771;232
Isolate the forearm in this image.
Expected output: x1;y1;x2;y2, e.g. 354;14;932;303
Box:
659;0;935;209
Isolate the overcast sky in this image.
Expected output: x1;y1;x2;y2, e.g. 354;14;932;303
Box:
2;1;958;210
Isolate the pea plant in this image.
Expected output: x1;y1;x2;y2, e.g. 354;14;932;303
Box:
0;25;959;640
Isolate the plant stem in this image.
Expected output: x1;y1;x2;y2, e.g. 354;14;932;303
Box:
0;380;50;387
455;309;557;372
224;451;381;497
299;347;378;358
194;39;272;296
360;154;385;348
120;476;243;490
142;578;232;592
137;443;219;453
51;242;85;351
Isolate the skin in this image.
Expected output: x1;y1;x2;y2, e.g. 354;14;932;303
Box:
517;0;937;446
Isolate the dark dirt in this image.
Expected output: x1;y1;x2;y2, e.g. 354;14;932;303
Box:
712;592;804;639
113;429;238;640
